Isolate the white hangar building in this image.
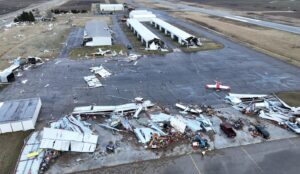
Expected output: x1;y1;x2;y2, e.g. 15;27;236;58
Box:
151;18;201;47
83;20;112;46
129;10;156;22
0;98;42;134
99;4;124;12
127;18;164;50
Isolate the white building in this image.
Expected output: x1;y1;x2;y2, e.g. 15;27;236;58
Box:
151;18;201;46
127;18;163;50
83;20;112;46
99;4;124;12
0;64;19;83
0;98;42;134
129;10;156;22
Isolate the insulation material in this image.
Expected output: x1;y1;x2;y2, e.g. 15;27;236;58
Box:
170;116;186;133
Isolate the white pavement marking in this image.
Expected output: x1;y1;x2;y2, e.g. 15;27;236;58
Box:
288;138;297;147
189;154;202;174
241;147;264;174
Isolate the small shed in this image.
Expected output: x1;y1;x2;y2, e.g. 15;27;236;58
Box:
129;10;156;22
99;4;124;12
0;64;19;83
0;98;42;134
83;20;112;46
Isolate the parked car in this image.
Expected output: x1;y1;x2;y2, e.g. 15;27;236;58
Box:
127;44;132;50
255;125;270;139
285;121;300;134
220;122;236;138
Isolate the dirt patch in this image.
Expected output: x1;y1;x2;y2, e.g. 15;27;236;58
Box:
0;131;32;174
173;12;300;67
70;15;112;27
276;91;300;107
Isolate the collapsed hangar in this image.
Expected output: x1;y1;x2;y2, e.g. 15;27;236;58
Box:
127;18;164;50
151;18;202;47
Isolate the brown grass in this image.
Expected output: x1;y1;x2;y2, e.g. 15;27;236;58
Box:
0;131;32;174
0;16;71;70
276;91;300;107
70;14;112;27
0;14;111;70
173;12;300;67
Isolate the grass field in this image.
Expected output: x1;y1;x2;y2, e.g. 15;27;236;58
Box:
0;18;71;70
277;91;300;107
0;131;32;174
0;84;9;92
173;12;300;67
0;0;47;15
180;0;300;18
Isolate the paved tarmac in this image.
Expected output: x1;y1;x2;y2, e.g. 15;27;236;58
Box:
1;11;300;122
1;6;300;174
78;137;300;174
152;0;300;35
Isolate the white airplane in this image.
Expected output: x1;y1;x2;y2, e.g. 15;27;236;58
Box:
205;81;231;91
91;48;111;56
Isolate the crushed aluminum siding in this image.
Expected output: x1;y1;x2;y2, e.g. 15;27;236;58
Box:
72;100;154;115
40;128;98;152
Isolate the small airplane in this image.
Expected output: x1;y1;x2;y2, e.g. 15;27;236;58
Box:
205;81;231;91
91;48;111;56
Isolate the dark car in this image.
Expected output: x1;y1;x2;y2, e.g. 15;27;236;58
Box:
255;125;270;139
127;45;132;50
220;122;237;138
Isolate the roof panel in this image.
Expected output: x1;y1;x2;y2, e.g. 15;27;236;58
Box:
0;98;41;123
152;18;193;40
127;19;159;42
85;20;111;38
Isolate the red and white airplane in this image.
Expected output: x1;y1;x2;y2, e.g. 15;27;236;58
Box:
205;81;231;91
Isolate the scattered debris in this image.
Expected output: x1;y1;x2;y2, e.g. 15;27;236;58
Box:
15;132;45;174
84;66;111;88
0;57;44;83
175;103;202;114
21;79;28;84
84;75;103;88
106;141;115;153
192;133;209;149
220;122;236;138
225;93;300;133
126;53;141;62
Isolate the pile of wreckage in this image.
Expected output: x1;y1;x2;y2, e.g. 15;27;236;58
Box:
83;65;111;88
0;57;43;83
225;93;300;134
72;98;215;150
15;115;98;174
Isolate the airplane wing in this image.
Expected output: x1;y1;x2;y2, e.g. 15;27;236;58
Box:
220;85;231;90
206;84;216;89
